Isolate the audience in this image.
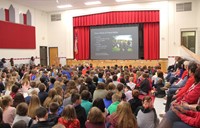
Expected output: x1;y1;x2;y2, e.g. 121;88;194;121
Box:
0;108;10;128
0;58;199;128
136;96;159;128
71;93;87;128
1;95;16;126
86;107;105;128
107;101;138;128
58;105;80;128
13;102;33;127
31;106;54;128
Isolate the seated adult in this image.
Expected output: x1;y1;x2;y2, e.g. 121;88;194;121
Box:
164;62;197;112
159;67;200;128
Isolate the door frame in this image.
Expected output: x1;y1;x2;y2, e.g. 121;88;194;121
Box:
49;47;58;66
39;46;47;66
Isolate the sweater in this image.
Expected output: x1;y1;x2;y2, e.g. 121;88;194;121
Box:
177;110;200;128
58;117;80;128
177;82;200;104
75;105;87;128
137;109;158;128
107;101;120;114
3;106;16;126
81;100;92;116
176;75;195;99
13;115;32;127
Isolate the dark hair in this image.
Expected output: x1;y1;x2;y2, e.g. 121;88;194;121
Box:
98;72;103;78
71;93;81;103
13;93;25;108
120;78;126;86
113;75;118;81
121;93;126;100
12;120;27;128
106;91;114;100
194;67;200;83
31;56;34;61
50;77;56;84
188;62;197;74
142;96;152;102
117;83;124;92
1;58;6;63
142;73;149;78
157;71;164;80
38;83;46;92
81;90;91;100
92;98;105;113
16;103;28;116
85;77;93;84
36;106;48;118
96;83;105;89
49;102;59;113
132;89;140;98
11;85;19;93
106;78;113;85
93;76;98;86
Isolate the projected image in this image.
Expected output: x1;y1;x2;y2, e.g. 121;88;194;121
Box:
112;35;133;52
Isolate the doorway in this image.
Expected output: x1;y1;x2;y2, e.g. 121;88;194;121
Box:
40;46;47;66
49;47;59;66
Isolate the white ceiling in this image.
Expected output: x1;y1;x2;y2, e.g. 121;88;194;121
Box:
9;0;170;13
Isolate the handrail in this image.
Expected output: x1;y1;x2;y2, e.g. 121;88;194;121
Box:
181;45;200;64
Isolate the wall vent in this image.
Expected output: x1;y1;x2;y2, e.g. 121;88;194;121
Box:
176;2;192;12
51;14;61;21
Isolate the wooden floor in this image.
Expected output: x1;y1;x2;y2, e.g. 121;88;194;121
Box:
66;59;168;72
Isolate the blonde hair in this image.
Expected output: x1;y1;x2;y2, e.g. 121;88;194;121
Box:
88;107;105;123
43;89;57;108
28;95;41;119
114;101;138;128
52;95;63;106
61;105;77;121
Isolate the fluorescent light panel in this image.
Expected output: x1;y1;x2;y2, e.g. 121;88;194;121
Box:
84;1;101;5
57;4;72;8
116;0;133;2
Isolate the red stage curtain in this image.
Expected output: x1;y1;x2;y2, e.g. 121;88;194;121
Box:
144;23;159;60
5;9;9;21
73;11;159;27
23;14;27;25
74;27;90;60
73;11;159;60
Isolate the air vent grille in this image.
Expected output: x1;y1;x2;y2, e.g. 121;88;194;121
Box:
51;14;61;21
176;2;192;12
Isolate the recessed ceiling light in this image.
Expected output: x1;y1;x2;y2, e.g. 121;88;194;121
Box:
116;0;133;2
84;1;102;5
57;4;72;8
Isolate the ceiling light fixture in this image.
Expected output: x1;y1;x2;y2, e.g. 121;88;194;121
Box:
84;1;102;5
57;4;72;8
115;0;133;2
56;0;59;4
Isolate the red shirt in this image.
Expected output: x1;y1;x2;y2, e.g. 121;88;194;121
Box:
177;111;200;128
176;75;195;99
177;82;200;104
58;117;80;128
